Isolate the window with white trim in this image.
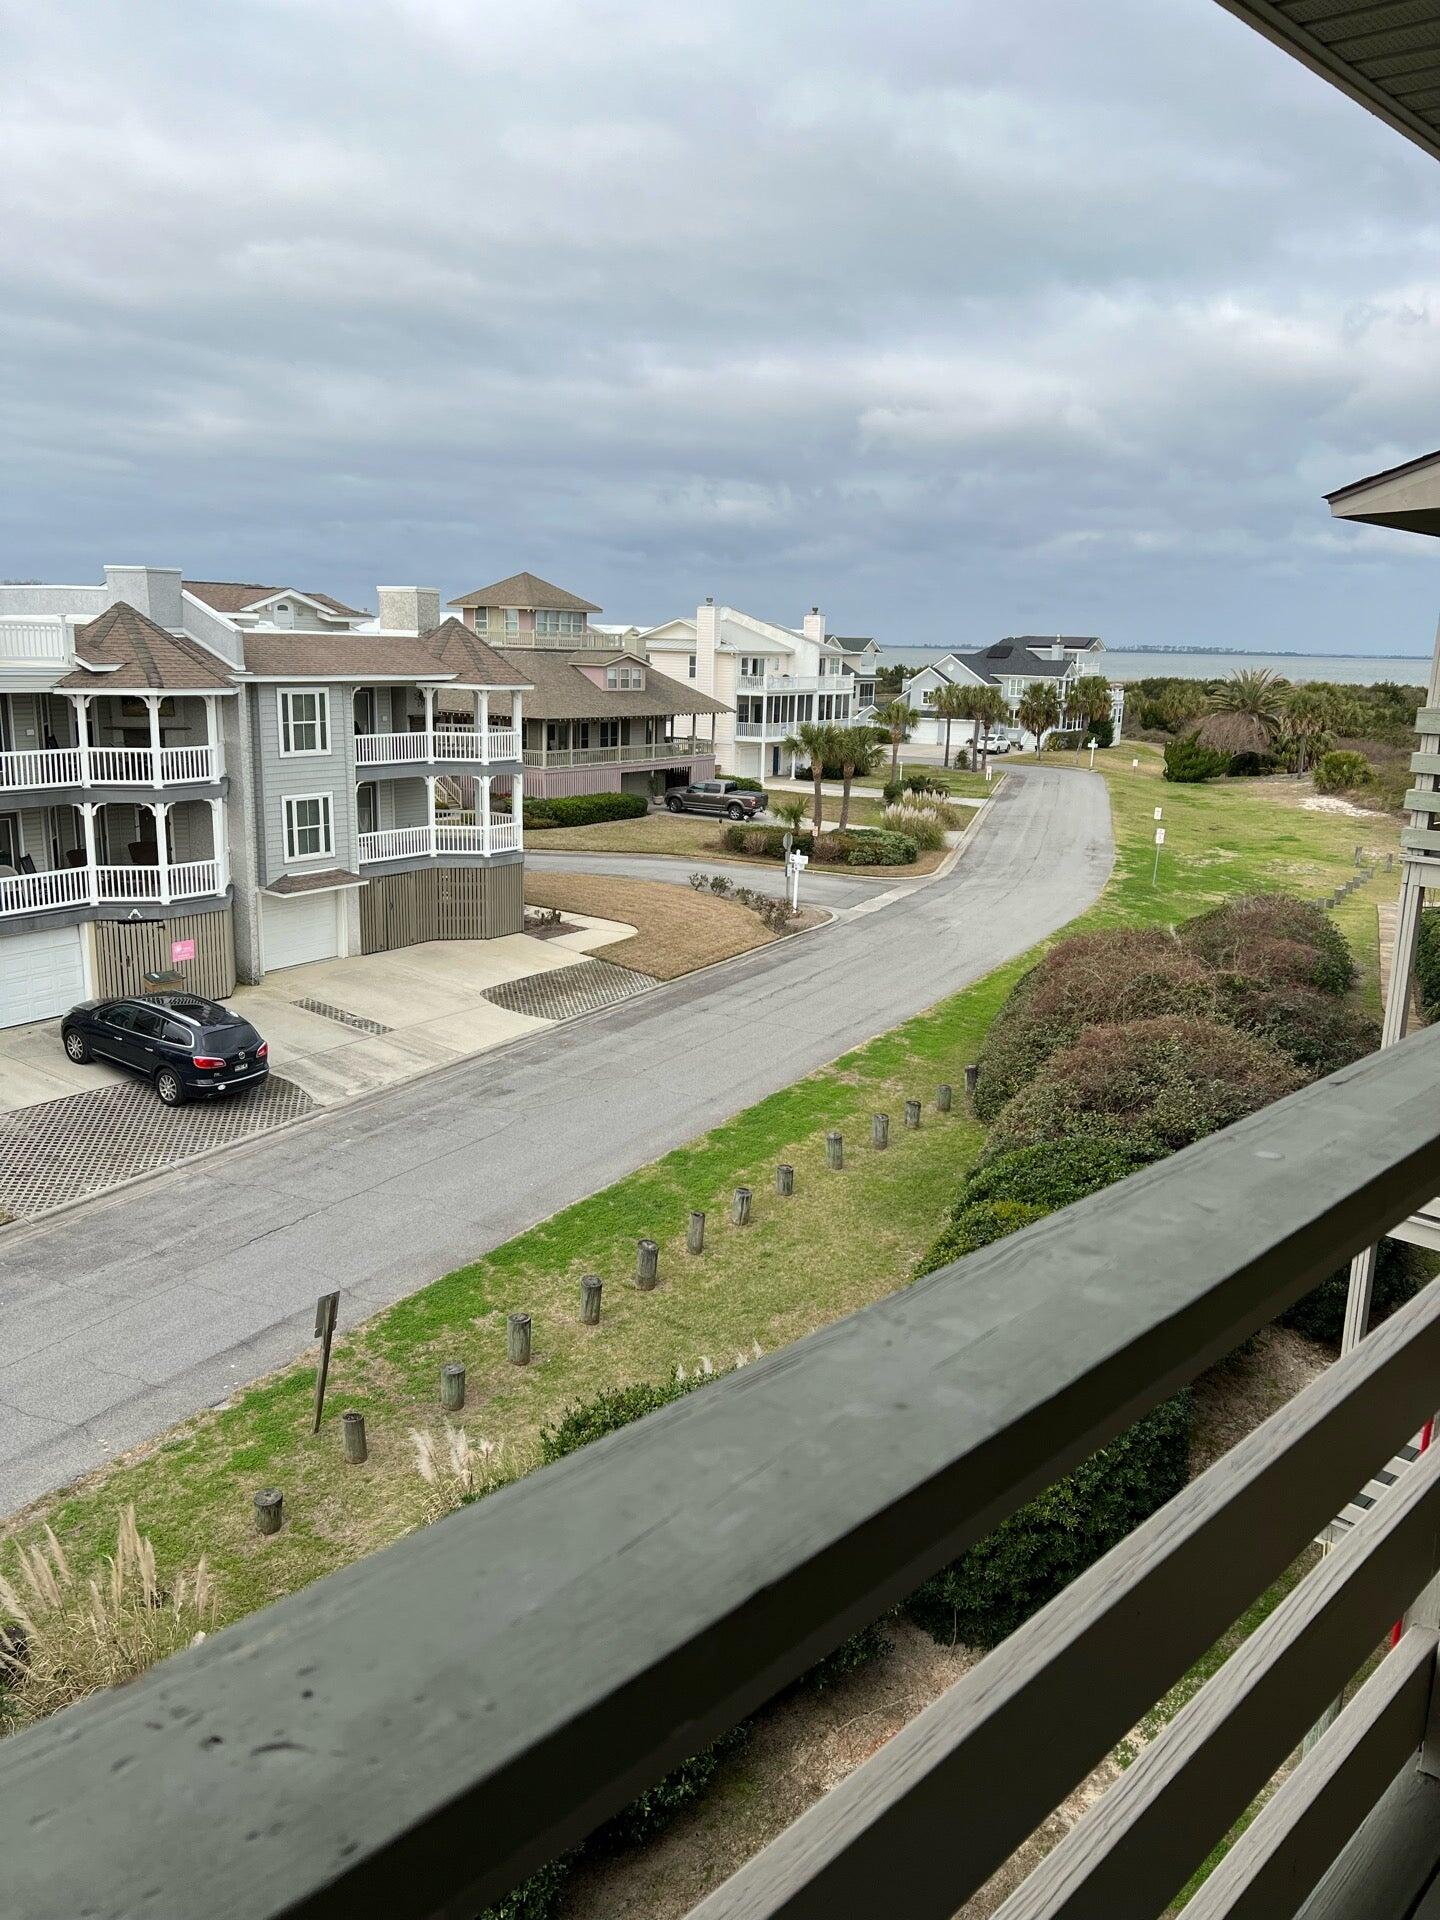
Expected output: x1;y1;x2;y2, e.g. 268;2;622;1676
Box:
473;609;489;634
283;793;334;861
535;610;586;636
605;665;644;690
687;653;696;680
279;688;330;756
598;719;620;748
504;609;520;636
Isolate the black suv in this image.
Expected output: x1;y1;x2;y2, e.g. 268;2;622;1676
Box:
664;779;766;821
61;996;269;1106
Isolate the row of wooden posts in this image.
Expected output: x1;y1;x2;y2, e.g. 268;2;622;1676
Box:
1325;866;1376;911
254;1068;980;1533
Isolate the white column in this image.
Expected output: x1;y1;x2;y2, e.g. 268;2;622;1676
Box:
151;800;171;904
481;774;492;855
511;691;523;754
512;771;523;852
425;774;437;856
204;694;223;779
146;693;162;786
423;685;436;761
80;801;99;905
210;796;228;893
71;694;92;787
477;688;489;753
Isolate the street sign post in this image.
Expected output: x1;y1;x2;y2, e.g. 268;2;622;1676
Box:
1152;824;1166;887
785;848;809;912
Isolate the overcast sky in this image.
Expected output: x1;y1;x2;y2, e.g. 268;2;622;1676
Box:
4;0;1439;653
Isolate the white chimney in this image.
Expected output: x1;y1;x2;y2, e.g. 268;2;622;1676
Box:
104;565;183;629
1050;636;1066;661
802;606;826;647
694;598;720;694
378;586;441;633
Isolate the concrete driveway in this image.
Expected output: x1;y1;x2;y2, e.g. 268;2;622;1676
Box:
0;768;1114;1512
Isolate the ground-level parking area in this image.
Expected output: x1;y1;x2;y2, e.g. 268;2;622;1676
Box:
0;915;638;1220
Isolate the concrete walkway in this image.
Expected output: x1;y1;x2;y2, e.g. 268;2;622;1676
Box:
0;768;1114;1513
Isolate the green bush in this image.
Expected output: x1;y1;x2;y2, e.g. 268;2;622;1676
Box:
479;1857;573;1920
906;1393;1191;1648
525;791;649;830
918;1198;1050;1273
902;772;947;796
841;830;917;866
1218;978;1377;1076
1164;735;1231;783
881;780;904;804
881;804;945;851
1180;895;1355;995
1417;910;1440;1020
986;1016;1304;1158
721;823;804;858
728;824;916;865
1313;750;1373;794
1282;1240;1436;1345
1090;716;1115;748
727;776;765;792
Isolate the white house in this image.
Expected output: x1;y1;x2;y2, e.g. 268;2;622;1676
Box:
901;637;1122;747
641;603;858;779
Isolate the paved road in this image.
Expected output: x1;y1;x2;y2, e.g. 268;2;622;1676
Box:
0;769;1113;1513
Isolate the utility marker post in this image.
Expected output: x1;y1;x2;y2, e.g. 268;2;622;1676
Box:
1152;824;1165;888
312;1291;340;1433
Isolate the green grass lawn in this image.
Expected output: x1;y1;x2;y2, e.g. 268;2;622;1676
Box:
2;743;1403;1661
858;763;1000;800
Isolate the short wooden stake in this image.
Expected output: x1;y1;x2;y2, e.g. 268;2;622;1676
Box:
825;1130;843;1170
580;1275;603;1324
687;1210;706;1255
776;1163;795;1196
732;1186;752;1226
342;1411;367;1465
441;1362;466;1412
904;1098;921;1130
964;1062;980;1098
871;1112;889;1151
507;1312;532;1365
636;1239;659;1290
937;1083;953;1112
254;1489;283;1535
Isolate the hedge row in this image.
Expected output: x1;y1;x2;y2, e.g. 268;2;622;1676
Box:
720;823;918;866
1417;909;1440;1021
526;791;650;829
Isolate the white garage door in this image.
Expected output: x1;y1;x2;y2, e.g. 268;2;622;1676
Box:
0;923;87;1029
262;892;341;972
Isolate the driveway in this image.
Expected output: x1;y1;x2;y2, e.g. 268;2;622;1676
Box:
0;768;1113;1513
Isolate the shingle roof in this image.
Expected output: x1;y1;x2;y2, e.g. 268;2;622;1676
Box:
265;869;363;894
59;603;236;692
447;572;601;614
417;618;534;689
479;649;728;721
240;634;458;681
1003;635;1102;652
186;581;367;618
960;642;1070;681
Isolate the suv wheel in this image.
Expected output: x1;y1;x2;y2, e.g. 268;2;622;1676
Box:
726;803;745;820
63;1029;92;1064
155;1067;186;1107
666;796;684;813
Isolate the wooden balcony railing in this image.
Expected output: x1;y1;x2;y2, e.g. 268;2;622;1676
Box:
0;743;218;791
6;1031;1440;1918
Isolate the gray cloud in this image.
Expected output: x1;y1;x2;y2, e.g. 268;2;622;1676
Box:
2;0;1438;651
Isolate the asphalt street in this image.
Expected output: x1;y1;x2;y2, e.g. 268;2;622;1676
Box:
0;768;1113;1512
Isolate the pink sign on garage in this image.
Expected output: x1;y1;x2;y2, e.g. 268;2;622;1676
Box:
171;938;196;962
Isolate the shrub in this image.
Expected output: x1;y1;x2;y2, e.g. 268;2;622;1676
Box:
1046;730;1085;752
480;1857;573;1920
882;803;946;851
727;776;765;792
986;1016;1305;1157
525;791;649;829
1313;750;1373;794
881;780;904;804
903;772;947;796
973;929;1219;1121
906;1394;1191;1648
846;830;916;866
918;1198;1050;1274
1164;735;1231;783
708;874;732;896
1180;895;1355;995
1417;910;1440;1021
1227;750;1280;777
1218;978;1377;1076
1282;1240;1437;1345
1090;715;1115;748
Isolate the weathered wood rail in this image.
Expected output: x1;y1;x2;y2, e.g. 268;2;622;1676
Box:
6;1029;1440;1918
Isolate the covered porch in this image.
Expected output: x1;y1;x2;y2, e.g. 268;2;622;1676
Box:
0;688;225;793
356;772;523;866
357;682;523;769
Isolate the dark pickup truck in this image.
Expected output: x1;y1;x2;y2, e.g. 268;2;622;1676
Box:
664;779;766;821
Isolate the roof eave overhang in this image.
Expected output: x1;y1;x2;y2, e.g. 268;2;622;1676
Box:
1327;450;1440;538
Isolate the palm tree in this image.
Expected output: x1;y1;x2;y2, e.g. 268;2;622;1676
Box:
1067;674;1113;754
769;795;807;833
1016;682;1062;754
832;726;883;829
876;700;919;787
931;684;970;769
1281;687;1332;776
1197;668;1289;759
969;685;1009;774
781;721;840;836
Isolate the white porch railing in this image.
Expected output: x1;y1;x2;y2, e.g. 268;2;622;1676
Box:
80;744;218;787
521;739;704;770
358;822;522;863
0;859;221;917
159;745;216;784
0;748;84;791
0;617;69;668
355;727;521;767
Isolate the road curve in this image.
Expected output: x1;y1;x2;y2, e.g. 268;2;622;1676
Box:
0;768;1113;1511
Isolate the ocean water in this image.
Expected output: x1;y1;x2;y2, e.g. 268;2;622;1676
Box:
876;648;1431;687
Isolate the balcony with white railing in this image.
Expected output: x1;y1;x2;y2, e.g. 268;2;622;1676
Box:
354;726;521;768
0;857;222;918
521;737;705;771
0;616;70;672
358;819;521;863
0;739;219;793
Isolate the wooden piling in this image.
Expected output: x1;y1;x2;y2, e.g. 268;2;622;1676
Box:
687;1210;706;1255
580;1275;603;1324
441;1363;466;1412
254;1489;283;1536
732;1187;752;1226
825;1130;843;1169
636;1240;660;1290
507;1313;532;1365
776;1163;795;1196
342;1411;367;1465
872;1112;889;1151
905;1098;922;1130
937;1083;953;1112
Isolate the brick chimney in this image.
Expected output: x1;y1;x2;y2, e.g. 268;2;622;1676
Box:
377;586;441;633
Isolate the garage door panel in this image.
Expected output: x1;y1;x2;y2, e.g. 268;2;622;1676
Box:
262;893;341;972
0;924;87;1028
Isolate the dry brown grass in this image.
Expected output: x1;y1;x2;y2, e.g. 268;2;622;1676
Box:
523;872;826;978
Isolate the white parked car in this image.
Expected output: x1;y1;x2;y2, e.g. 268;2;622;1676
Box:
980;733;1013;755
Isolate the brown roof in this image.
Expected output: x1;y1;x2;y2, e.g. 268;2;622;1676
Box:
447;571;601;613
60;603;236;693
241;634;458;681
186;580;368;618
266;869;363;895
418;618;534;689
483;648;729;722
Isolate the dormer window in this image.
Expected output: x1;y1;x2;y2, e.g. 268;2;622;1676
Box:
605;664;644;690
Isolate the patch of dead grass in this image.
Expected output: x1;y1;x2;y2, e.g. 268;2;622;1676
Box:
524;872;825;978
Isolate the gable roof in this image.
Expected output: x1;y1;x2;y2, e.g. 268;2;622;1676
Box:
447;572;601;613
59;603;236;693
417;618;534;689
1326;448;1440;538
185;581;367;619
239;633;459;682
484;649;728;721
1003;635;1102;653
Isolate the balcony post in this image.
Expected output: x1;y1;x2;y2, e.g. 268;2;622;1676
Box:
423;685;436;762
71;693;92;788
477;688;489;752
481;774;492;855
513;771;524;851
425;774;437;856
151;800;171;905
512;690;523;752
210;795;228;893
145;693;162;787
79;801;99;905
204;693;223;779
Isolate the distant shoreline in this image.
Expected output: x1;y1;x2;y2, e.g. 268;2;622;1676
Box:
879;645;1429;663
